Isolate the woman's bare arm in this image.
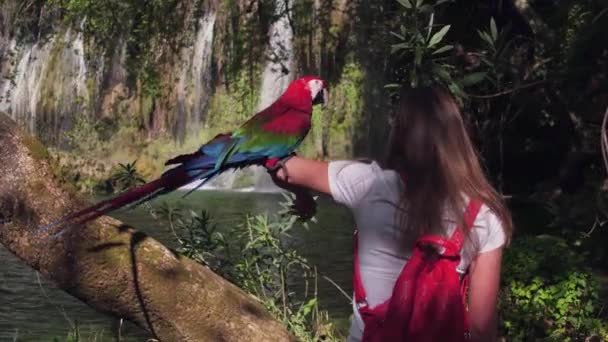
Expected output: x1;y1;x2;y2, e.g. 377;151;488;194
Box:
272;156;330;194
468;247;503;342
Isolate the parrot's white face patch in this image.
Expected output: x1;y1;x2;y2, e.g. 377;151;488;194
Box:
307;79;324;100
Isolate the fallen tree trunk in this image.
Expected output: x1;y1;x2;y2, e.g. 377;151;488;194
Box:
0;113;295;342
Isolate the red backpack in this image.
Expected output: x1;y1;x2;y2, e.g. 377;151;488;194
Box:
353;199;482;342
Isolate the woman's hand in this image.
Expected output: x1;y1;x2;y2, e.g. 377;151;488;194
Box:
268;170;317;221
265;156;330;221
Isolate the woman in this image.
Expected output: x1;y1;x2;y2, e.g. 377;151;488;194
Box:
269;86;512;341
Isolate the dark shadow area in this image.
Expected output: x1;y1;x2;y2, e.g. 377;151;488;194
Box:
86;242;127;253
126;227;158;339
350;0;395;159
0;194;40;228
240;301;268;319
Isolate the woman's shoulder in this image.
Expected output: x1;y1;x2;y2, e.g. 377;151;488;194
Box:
471;203;507;253
328;160;400;207
329;160;399;183
329;159;378;175
329;159;397;172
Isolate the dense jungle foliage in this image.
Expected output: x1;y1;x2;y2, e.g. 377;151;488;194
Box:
2;0;608;340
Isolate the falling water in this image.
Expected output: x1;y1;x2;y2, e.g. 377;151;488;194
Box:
0;39;51;133
181;169;255;192
206;169;238;190
253;0;295;192
176;10;216;131
0;28;89;138
258;0;295;110
191;12;216;122
54;28;89;122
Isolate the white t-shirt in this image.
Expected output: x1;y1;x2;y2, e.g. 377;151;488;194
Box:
327;161;506;342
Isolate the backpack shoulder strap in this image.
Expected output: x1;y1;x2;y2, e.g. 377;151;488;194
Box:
353;230;368;308
449;199;482;250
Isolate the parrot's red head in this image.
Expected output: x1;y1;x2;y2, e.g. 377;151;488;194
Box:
301;76;328;106
281;76;328;111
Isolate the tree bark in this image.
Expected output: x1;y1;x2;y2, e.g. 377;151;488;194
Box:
0;113;295;342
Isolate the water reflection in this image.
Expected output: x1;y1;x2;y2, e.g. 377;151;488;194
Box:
0;191;353;340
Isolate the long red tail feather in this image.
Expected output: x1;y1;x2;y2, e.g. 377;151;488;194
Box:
36;168;193;237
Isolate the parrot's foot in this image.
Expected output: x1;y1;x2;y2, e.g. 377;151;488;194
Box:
265;157;281;170
264;154;295;181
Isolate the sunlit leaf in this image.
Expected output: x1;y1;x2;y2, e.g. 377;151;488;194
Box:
390;31;405;40
391;42;409;54
478;30;493;46
300;298;318;316
428;25;451;47
432;44;453;54
392;42;409;50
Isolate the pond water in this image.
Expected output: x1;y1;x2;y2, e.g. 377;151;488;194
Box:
0;191;354;341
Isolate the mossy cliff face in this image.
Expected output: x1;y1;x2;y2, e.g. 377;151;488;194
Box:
0;0;218;144
0;0;390;180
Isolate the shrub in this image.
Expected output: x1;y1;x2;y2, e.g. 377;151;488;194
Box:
98;160;146;194
152;194;344;341
500;235;608;341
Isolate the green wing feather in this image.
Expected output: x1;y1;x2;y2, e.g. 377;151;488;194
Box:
228;103;310;161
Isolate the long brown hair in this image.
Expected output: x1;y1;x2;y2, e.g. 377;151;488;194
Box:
386;86;513;243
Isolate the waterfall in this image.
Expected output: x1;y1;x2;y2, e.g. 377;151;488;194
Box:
0;28;89;138
191;12;216;122
0;39;50;133
180;169;256;192
252;165;282;192
176;10;216;132
253;0;296;192
258;0;295;110
205;169;238;190
55;28;89;123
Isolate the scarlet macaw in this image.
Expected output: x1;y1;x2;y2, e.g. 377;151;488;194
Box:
38;76;328;235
